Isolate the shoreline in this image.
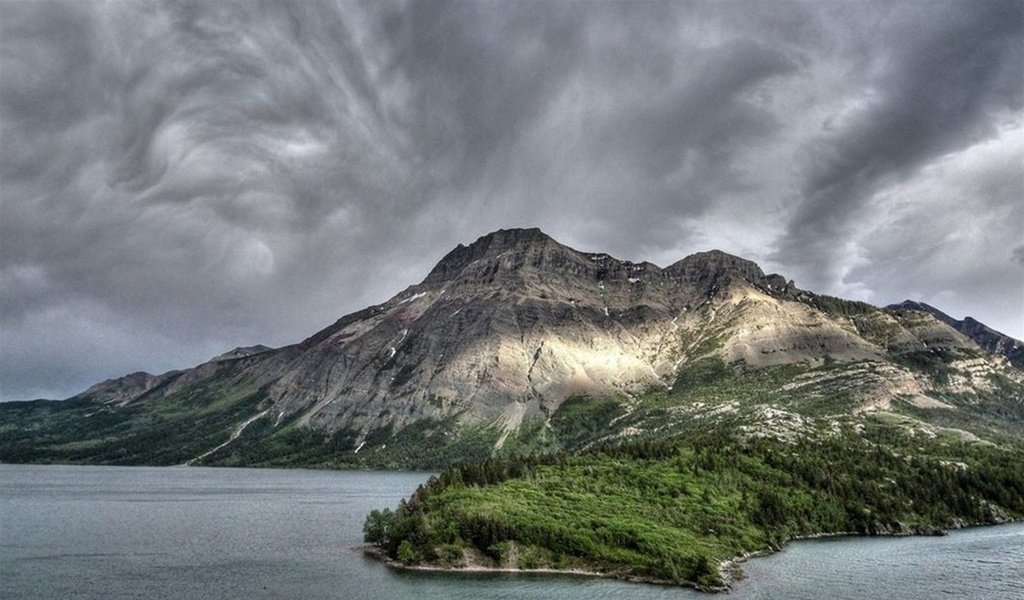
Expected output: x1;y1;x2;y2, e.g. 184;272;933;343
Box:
360;545;725;592
362;518;1022;594
717;517;1022;589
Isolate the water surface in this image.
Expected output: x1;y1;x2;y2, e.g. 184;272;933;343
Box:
2;464;1021;599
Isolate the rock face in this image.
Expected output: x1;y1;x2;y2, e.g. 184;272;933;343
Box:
7;228;1023;467
272;230;814;435
888;300;1024;369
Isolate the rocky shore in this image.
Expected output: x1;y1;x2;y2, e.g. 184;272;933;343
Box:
363;544;727;593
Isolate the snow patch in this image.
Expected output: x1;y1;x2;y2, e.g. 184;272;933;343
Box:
185;409;270;466
398;292;427;305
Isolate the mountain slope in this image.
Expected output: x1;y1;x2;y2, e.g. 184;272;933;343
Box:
888;300;1024;369
2;228;1022;467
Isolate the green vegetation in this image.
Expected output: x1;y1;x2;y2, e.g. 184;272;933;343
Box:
210;415;506;469
807;294;877;318
365;424;1024;589
636;357;858;420
850;312;906;347
890;349;960;386
550;395;624;451
0;366;265;465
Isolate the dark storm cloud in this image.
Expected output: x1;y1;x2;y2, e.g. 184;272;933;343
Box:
374;1;805;256
1;0;1022;400
773;0;1024;291
2;0;420;399
843;132;1023;330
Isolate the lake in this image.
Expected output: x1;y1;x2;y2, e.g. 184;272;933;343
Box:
2;464;1021;599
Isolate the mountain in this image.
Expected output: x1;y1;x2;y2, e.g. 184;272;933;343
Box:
2;228;1022;467
888;300;1024;369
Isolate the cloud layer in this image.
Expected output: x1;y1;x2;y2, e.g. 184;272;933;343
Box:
2;0;1021;400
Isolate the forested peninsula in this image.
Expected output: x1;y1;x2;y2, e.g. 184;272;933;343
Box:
364;424;1024;591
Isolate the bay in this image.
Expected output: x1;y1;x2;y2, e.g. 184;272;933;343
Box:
1;464;1021;599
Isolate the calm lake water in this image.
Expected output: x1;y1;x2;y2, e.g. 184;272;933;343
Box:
1;464;1021;599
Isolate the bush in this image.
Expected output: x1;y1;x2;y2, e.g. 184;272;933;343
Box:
435;544;463;567
362;508;395;547
397;540;420;565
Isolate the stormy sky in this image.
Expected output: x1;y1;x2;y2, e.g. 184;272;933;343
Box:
1;0;1021;401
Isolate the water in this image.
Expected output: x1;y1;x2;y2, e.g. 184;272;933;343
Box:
2;464;1021;600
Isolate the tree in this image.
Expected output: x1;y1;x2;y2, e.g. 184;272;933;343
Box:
363;508;395;547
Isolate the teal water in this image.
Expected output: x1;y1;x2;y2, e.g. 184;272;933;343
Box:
1;464;1021;599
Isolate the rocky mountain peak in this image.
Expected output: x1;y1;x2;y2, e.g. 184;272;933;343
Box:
664;249;771;293
889;300;938;314
423;227;562;285
420;231;799;304
474;227;552;249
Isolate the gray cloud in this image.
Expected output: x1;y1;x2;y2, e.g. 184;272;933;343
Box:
773;0;1023;290
1;0;1022;400
845;132;1023;335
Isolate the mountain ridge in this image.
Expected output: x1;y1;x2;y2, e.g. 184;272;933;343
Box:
887;300;1024;369
2;228;1022;468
